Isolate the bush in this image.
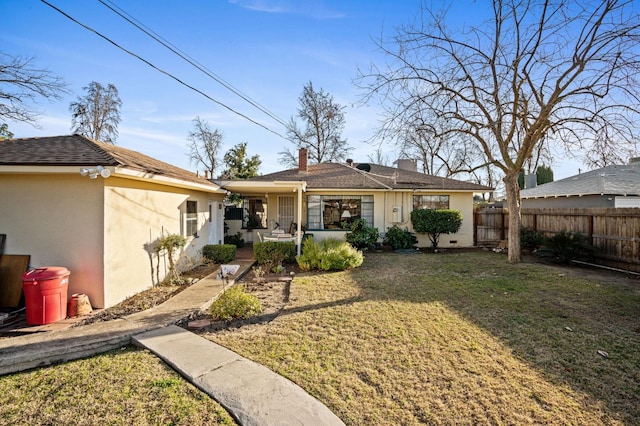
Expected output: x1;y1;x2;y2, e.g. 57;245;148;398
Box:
209;285;262;321
253;241;296;272
383;225;417;250
345;218;379;251
202;244;236;264
410;209;463;248
537;231;595;264
156;233;187;284
297;238;364;272
520;227;545;251
224;232;244;248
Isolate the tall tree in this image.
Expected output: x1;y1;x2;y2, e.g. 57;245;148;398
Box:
359;0;640;262
70;81;122;144
0;52;67;125
187;117;223;178
220;142;261;179
279;81;351;166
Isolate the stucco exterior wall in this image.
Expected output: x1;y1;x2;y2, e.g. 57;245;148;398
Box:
103;178;223;308
298;190;476;248
0;174;105;307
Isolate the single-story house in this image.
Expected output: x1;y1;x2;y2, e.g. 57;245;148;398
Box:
0;135;226;308
216;148;493;250
521;160;640;208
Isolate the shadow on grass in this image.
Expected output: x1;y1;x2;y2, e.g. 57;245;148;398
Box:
346;250;640;424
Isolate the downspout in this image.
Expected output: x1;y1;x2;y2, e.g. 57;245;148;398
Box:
297;184;304;256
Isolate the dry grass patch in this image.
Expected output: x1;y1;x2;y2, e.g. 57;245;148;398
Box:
0;347;236;425
202;251;640;425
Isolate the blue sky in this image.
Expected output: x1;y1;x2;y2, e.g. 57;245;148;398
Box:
2;0;581;179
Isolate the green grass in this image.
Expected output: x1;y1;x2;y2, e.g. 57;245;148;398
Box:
205;251;640;425
0;347;236;425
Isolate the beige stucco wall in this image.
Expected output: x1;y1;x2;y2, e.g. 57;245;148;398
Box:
1;172;225;309
298;190;475;248
103;177;224;308
0;174;105;306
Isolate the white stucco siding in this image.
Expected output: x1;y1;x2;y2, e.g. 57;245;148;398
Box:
103;178;223;308
0;174;106;307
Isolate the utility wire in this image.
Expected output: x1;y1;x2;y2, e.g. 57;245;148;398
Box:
40;0;289;141
97;0;288;127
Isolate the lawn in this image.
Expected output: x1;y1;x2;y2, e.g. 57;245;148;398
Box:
1;251;637;425
0;347;236;425
203;251;640;425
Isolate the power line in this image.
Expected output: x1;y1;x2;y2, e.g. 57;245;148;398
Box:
39;0;289;141
98;0;288;127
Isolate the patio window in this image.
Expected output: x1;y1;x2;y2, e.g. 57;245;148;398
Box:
243;198;267;229
185;200;198;237
413;195;450;210
306;195;374;230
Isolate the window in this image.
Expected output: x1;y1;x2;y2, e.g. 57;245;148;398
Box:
185;200;198;237
413;195;450;210
306;195;373;230
243;198;267;229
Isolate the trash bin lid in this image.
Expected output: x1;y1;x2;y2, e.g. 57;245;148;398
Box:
22;267;70;281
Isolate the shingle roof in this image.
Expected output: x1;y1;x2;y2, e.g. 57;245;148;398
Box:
246;162;492;191
0;134;215;187
521;163;640;198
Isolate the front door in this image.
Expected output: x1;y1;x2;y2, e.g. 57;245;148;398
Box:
208;201;224;245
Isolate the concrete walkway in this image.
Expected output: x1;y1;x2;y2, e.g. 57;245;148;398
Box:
0;257;344;426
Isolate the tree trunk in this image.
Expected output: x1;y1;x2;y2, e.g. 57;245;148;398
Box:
503;172;522;263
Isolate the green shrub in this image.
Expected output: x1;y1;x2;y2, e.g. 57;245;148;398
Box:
520;227;545;251
297;238;364;272
537;231;595;264
210;285;262;321
202;244;236;264
410;209;463;248
345;218;379;251
253;241;296;272
224;232;244;248
383;225;417;250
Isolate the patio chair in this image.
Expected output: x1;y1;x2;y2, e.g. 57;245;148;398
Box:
256;231;263;242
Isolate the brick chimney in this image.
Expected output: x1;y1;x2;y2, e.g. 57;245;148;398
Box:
299;147;308;172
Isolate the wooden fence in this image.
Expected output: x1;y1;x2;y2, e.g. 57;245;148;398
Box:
474;207;640;272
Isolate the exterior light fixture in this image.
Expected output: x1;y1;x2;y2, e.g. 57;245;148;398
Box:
80;166;111;179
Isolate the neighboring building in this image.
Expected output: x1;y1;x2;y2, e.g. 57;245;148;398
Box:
216;148;493;249
0;135;226;308
521;160;640;208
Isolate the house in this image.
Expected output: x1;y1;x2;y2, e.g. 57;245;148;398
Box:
0;135;226;308
216;148;493;250
521;160;640;208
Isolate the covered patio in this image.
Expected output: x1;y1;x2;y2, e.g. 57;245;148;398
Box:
216;180;307;255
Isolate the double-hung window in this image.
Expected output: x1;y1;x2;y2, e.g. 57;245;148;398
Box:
185;200;198;237
306;195;374;230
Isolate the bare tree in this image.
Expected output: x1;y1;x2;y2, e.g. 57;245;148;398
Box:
0;52;67;125
279;81;351;166
187;117;223;177
70;81;122;144
358;0;640;262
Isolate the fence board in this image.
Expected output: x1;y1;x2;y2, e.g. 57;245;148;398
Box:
475;207;640;272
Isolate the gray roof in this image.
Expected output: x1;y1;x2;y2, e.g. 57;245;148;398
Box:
0;134;216;187
243;162;493;192
521;163;640;198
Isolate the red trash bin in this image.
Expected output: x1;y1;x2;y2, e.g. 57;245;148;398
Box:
22;267;70;325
